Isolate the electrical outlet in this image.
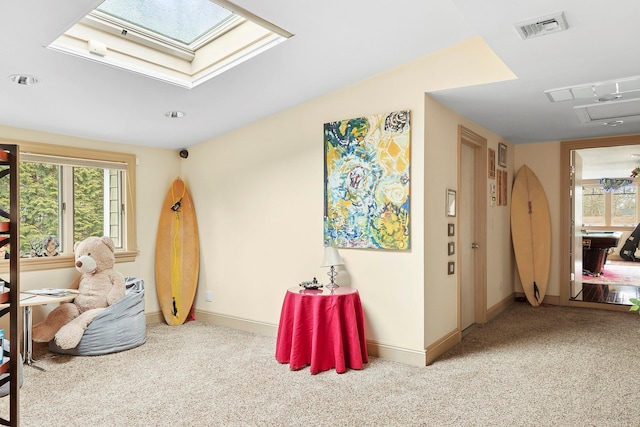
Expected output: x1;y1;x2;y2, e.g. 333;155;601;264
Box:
205;290;213;302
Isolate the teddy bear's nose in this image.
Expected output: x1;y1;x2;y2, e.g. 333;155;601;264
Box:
76;260;82;268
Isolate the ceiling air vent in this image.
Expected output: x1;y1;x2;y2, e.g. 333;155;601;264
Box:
514;12;568;40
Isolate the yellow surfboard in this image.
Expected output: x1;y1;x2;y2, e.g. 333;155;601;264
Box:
510;165;551;306
155;178;200;325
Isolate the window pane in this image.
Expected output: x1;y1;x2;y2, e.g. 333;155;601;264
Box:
612;186;637;226
108;170;123;248
1;143;135;268
20;162;61;257
97;0;234;45
73;167;105;244
582;186;605;225
73;168;123;248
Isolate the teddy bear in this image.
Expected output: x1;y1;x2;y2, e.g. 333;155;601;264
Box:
32;236;126;350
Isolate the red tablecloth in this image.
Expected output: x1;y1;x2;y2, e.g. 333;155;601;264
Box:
275;287;368;374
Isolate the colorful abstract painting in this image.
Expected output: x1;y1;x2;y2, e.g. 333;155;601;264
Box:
324;110;410;250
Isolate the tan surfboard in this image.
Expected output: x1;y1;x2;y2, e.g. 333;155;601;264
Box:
155;178;200;325
510;165;551;306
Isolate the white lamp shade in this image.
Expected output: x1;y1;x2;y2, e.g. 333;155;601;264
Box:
321;246;344;267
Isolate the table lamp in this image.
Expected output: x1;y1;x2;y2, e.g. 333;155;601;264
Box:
321;246;344;290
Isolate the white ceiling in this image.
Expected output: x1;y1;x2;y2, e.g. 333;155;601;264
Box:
577;145;640;180
430;0;640;145
2;0;640;156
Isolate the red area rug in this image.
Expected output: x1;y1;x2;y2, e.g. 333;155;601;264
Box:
582;261;640;287
579;261;640;304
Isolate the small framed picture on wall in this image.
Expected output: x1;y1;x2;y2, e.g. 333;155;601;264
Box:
497;170;503;205
446;189;456;217
488;148;496;179
501;170;508;206
448;223;455;236
498;142;507;168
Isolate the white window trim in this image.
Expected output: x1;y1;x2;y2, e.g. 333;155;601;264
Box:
582;179;639;229
0;139;138;273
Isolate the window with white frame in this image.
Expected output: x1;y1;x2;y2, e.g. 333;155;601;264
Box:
0;141;137;270
582;180;638;227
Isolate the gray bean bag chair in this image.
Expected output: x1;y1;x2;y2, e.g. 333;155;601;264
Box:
0;340;23;397
49;277;146;356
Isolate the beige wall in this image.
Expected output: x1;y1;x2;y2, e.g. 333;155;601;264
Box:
423;97;515;345
456;115;516;311
513;141;562;299
0;125;179;325
184;36;517;362
0;35;522;365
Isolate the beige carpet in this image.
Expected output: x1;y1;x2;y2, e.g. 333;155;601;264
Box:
1;301;640;426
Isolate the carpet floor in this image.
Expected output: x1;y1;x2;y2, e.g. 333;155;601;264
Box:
1;301;640;426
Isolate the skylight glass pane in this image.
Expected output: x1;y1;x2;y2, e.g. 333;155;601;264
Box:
97;0;234;45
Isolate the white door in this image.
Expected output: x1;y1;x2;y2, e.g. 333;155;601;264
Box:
460;142;476;330
571;151;584;299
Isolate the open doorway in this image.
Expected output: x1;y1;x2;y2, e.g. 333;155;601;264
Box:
561;135;640;310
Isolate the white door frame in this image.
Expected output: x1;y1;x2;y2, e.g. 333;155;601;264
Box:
560;134;640;311
458;126;488;328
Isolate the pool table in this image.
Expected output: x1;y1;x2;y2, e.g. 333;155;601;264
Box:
582;231;623;275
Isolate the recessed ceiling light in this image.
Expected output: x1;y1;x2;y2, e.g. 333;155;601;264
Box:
8;74;38;85
165;111;185;118
603;120;624;127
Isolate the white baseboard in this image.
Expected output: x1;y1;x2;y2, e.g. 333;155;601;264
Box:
487;293;515;321
193;310;278;337
145;311;164;324
146;303;528;367
425;328;460;365
366;340;427;367
148;309;431;367
514;292;559;306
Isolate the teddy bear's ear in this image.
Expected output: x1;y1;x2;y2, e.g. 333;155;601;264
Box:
100;236;115;253
74;241;81;251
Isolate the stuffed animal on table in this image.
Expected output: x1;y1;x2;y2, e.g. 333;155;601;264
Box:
32;236;126;350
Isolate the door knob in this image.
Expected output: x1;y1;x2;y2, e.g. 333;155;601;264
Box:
471;243;479;249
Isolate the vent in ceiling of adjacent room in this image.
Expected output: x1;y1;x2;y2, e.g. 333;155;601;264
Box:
545;76;640;103
545;75;640;127
514;12;568;40
574;98;640;126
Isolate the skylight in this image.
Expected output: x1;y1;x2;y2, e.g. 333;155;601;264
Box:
96;0;233;46
48;0;292;89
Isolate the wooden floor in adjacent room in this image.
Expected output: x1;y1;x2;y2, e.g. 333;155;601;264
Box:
580;260;640;305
